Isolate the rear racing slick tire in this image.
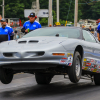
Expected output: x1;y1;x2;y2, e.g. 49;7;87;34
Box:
94;74;100;85
68;51;82;83
0;68;13;84
35;73;54;85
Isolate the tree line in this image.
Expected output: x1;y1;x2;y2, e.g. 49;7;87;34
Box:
0;0;100;26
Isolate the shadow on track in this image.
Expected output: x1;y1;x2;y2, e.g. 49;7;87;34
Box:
0;81;99;98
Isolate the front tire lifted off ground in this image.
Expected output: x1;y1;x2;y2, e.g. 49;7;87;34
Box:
0;68;13;84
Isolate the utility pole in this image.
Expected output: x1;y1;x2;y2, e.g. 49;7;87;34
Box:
49;0;52;26
57;0;59;22
36;0;39;22
2;0;4;18
74;0;78;27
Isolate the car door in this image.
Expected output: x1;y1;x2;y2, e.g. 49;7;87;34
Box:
86;32;100;60
82;30;95;59
82;30;100;72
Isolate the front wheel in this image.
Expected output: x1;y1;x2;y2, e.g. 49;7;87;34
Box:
35;73;54;85
0;68;13;84
68;52;82;83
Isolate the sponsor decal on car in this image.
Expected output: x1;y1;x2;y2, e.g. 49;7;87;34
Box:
84;58;87;62
67;53;73;57
59;58;68;64
91;63;95;68
91;59;95;63
98;66;100;69
67;56;73;62
88;68;91;71
59;59;67;64
94;65;97;68
83;62;86;66
96;71;99;73
96;60;100;65
96;71;100;73
87;59;91;62
66;53;73;65
82;67;85;69
92;69;97;72
86;63;91;66
84;67;88;70
82;58;100;73
91;68;94;71
62;58;67;59
59;54;73;66
60;60;66;63
68;63;72;66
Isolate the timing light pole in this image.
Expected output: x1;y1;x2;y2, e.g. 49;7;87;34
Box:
49;0;52;26
57;0;59;22
74;0;78;27
36;0;39;22
2;0;4;18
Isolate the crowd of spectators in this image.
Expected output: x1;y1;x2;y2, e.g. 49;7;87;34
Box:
0;12;42;43
1;12;100;43
81;24;99;40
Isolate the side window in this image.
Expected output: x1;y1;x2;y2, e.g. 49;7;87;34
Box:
83;30;96;43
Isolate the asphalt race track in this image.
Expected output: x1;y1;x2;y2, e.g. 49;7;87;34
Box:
0;73;100;100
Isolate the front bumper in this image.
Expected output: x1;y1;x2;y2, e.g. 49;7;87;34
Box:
0;53;74;69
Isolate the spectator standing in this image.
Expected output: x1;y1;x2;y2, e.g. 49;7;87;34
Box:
61;24;64;26
49;24;52;27
0;19;14;42
81;24;85;29
0;15;2;27
21;12;41;34
15;30;19;39
97;22;100;42
10;27;14;40
54;24;56;27
88;26;94;34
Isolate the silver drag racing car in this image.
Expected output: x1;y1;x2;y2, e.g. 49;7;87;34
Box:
0;27;100;85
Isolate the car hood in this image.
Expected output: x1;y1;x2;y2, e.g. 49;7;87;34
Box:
0;37;69;52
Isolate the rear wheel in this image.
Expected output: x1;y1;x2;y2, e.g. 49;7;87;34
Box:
94;74;100;85
35;73;54;85
68;52;82;83
0;68;13;84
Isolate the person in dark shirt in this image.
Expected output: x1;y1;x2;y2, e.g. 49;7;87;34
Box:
88;26;94;34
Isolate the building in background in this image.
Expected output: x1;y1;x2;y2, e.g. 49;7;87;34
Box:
6;18;23;28
79;19;97;31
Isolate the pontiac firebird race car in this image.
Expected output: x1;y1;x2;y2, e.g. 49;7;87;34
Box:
0;27;100;85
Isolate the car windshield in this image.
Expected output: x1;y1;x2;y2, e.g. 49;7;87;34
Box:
22;28;81;39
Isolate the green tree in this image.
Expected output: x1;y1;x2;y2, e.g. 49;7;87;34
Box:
53;10;57;25
5;1;24;19
90;1;100;19
39;18;48;26
0;0;99;25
